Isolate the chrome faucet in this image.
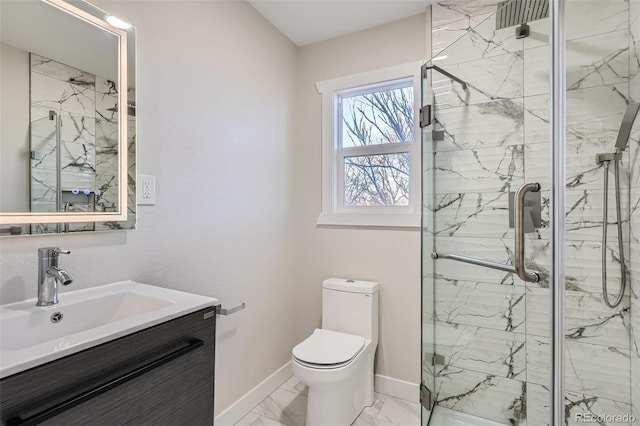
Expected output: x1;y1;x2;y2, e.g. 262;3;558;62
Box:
37;247;73;306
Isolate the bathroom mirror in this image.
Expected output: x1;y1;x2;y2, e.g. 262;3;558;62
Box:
0;0;136;236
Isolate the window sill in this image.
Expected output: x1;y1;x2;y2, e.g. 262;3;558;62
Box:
316;212;420;229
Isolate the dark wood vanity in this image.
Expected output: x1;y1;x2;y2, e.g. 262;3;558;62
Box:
0;307;216;426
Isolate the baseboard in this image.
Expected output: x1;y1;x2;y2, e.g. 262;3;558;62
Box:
375;374;420;403
215;361;293;426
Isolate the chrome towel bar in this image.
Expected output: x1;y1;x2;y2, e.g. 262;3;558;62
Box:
216;303;246;316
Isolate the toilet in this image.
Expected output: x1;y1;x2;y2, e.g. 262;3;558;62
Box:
292;278;379;426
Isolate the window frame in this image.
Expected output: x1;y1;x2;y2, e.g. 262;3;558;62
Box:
316;62;422;228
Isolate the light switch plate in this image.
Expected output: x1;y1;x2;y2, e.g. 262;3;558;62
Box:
137;174;156;205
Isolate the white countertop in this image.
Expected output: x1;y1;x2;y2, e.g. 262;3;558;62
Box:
0;281;218;379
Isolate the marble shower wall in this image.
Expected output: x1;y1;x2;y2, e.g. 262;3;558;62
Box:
29;54;135;233
630;0;640;423
427;1;635;424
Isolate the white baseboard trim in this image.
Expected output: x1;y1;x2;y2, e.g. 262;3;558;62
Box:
215;361;293;426
375;374;420;403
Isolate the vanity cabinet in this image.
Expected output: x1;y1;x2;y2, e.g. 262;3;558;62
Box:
0;307;216;426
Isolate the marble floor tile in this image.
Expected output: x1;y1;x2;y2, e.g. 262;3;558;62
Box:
236;412;290;426
240;377;420;426
251;388;307;426
375;394;421;425
279;375;308;397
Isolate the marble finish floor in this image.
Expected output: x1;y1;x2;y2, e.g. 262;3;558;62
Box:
235;375;421;426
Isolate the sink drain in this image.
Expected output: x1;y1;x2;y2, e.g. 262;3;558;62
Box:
50;312;63;323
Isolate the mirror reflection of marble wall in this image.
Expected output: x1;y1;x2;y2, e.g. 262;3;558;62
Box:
30;53;136;234
0;44;135;236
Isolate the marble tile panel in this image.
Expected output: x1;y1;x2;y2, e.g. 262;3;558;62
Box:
431;144;525;193
630;119;640;189
632;73;640;103
526;287;630;347
30;54;95;86
29;200;56;213
432;99;524;152
564;189;630;242
534;189;630;243
526;140;631;193
429;192;512;239
434;321;526;379
433;237;518;285
524;237;628;294
30;107;57;140
95;175;119;212
525;383;551;426
95;76;118;122
435;278;525;332
527;337;631;402
251;388;307;426
31;169;94;193
95;118;118;150
435;366;526;424
633;193;640;245
632;1;640;29
433;7;524;65
31;72;96;118
524;0;628;49
432;7;494;59
432;51;523;109
31;138;96;174
524;30;630;97
633;293;640;423
523;85;629;149
528;383;635;426
60;112;96;145
631;16;639;81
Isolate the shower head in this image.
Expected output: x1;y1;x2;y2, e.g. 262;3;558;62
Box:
496;0;549;30
614;102;640;152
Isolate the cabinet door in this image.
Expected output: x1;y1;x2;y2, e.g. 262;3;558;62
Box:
1;307;216;426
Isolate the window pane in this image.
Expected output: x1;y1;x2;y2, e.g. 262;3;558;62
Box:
344;153;409;206
341;85;414;148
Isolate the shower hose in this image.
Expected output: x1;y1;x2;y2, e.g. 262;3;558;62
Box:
601;159;626;308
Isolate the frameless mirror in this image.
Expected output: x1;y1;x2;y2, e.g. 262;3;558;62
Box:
0;0;136;236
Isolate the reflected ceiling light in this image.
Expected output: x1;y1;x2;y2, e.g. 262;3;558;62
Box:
106;15;131;30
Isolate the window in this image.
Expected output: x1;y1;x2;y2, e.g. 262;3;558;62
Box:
316;63;421;227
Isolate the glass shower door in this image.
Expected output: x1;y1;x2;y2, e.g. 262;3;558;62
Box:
421;3;549;424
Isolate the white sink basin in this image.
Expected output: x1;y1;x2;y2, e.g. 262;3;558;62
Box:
0;281;218;379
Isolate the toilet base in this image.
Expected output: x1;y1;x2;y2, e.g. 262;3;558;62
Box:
293;345;375;426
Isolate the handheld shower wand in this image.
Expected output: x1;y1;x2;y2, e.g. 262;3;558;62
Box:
595;101;640;308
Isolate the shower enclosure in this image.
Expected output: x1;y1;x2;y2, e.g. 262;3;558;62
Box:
421;0;640;425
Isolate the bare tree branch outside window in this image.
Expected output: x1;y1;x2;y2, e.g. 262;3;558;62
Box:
341;85;413;206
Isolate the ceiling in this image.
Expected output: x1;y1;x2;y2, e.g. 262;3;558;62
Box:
247;1;431;46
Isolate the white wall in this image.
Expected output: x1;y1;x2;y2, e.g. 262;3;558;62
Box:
0;42;30;214
0;0;298;416
292;13;427;385
0;2;429;415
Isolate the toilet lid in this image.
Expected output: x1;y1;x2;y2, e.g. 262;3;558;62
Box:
292;329;365;366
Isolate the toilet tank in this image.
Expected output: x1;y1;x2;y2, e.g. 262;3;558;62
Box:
321;278;379;343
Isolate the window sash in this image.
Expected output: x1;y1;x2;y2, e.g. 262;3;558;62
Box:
316;62;421;227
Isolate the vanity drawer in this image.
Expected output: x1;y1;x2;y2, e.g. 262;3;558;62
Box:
0;307;216;426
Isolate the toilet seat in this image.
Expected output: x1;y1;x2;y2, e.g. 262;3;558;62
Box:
292;329;365;369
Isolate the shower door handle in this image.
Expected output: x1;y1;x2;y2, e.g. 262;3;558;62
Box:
514;182;541;283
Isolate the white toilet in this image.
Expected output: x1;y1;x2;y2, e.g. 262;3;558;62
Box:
292;278;379;426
